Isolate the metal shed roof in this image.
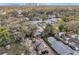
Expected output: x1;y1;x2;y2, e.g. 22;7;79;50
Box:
49;41;74;55
48;37;56;43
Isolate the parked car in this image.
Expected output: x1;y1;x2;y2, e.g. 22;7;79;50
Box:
68;43;79;51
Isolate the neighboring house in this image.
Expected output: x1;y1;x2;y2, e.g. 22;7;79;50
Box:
66;32;77;39
34;31;42;37
34;27;44;37
73;35;79;41
46;18;61;24
31;17;42;21
25;17;30;21
17;10;23;15
48;15;56;19
0;11;7;15
47;14;61;24
68;38;79;51
17;14;25;18
58;32;65;37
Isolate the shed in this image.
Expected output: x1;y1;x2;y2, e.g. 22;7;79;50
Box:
48;40;74;55
48;37;56;43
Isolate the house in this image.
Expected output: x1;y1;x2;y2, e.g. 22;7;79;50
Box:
17;10;23;15
68;38;79;51
34;31;42;37
25;17;30;21
75;35;79;40
0;10;7;15
34;27;44;37
47;17;61;24
58;32;65;37
31;17;42;21
48;15;56;19
66;32;77;39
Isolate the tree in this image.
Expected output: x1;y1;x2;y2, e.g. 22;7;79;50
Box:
8;43;27;55
59;20;79;34
0;26;14;47
62;16;77;22
21;11;28;17
8;11;18;17
44;24;59;36
64;21;79;34
59;23;66;32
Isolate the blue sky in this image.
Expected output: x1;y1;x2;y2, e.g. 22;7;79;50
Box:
0;3;79;6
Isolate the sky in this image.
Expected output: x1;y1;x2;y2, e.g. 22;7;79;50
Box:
0;3;79;6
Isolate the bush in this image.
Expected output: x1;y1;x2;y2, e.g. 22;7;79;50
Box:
0;26;14;47
8;43;26;55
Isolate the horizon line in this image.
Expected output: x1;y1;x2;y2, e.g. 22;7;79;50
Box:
0;3;79;6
